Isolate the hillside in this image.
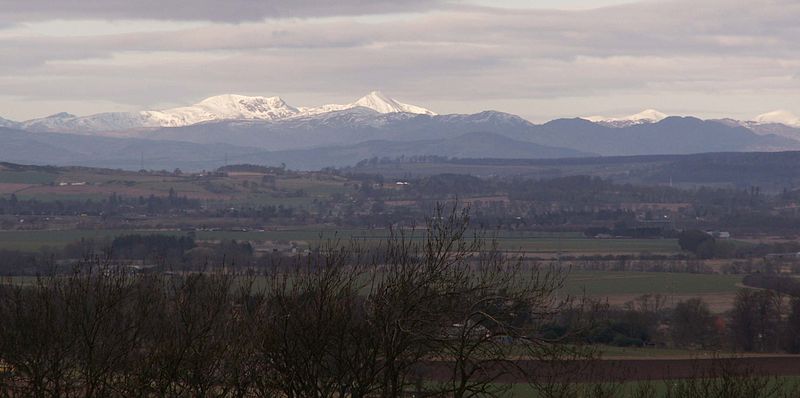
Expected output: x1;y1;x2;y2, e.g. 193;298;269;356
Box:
0;128;587;170
346;151;800;192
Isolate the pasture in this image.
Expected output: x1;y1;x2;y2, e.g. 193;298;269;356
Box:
561;270;743;313
0;228;680;255
0;165;356;205
561;271;741;296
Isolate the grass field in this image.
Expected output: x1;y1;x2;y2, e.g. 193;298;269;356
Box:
0;166;357;206
559;270;743;313
0;229;187;251
496;238;679;254
561;271;742;296
0;170;58;184
0;228;679;255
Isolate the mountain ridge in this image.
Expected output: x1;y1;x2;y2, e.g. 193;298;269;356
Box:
0;127;587;170
3;94;800;168
6;93;799;138
17;91;437;133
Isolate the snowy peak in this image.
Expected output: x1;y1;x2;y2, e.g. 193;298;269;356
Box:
197;94;292;111
299;91;437;117
17;91;438;132
46;112;78;119
585;109;669;127
0;116;20;129
627;109;669;122
753;110;800;128
351;91;436;115
731;110;800;142
144;94;300;127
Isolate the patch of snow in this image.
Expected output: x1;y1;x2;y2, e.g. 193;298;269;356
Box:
143;94;300;127
298;91;436;117
753;110;800;128
585;109;669;127
20;91;437;132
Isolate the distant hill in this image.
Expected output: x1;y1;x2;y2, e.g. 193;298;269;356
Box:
3;98;800;169
0;127;261;170
126;111;798;158
251;132;591;170
0;128;586;171
523;117;799;155
346;151;800;192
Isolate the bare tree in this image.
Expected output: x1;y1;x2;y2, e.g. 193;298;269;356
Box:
0;203;595;397
730;289;782;352
0;276;74;397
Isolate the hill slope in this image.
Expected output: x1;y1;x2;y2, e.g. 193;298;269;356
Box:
0;128;586;170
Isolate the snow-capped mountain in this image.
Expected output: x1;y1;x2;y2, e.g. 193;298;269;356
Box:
22;111;154;133
0;116;20;129
144;95;299;127
346;91;436;115
299;91;437;117
17;91;436;133
753;110;800;128
584;108;800;132
716;110;800;142
584;109;670;127
5;102;800;170
7;95;800;165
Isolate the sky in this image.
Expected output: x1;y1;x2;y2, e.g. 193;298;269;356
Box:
0;0;798;122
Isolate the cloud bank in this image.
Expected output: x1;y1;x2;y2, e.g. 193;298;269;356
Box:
0;0;445;22
0;0;797;121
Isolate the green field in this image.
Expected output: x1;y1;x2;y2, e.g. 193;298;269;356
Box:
496;238;679;253
0;228;679;255
342;231;679;254
0;170;58;184
0;166;358;208
561;271;742;296
12;193;111;202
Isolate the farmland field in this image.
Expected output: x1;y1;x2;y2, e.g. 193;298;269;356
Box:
0;228;679;255
560;270;743;313
0;170;58;184
0;166;356;205
561;271;742;296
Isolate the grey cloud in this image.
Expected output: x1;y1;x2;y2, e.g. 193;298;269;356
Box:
5;0;799;69
1;0;799;121
0;0;445;22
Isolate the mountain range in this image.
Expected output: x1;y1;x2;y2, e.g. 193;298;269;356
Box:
16;91;436;133
3;92;800;170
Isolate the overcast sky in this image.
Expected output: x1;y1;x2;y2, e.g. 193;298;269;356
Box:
0;0;798;122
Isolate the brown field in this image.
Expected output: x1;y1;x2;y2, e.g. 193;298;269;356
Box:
18;183;233;200
0;183;34;194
